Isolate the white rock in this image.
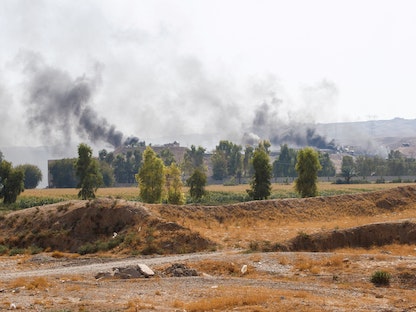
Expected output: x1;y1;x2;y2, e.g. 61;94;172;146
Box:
138;264;155;277
241;264;248;274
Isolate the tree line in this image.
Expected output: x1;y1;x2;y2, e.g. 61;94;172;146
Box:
2;139;416;204
74;141;323;203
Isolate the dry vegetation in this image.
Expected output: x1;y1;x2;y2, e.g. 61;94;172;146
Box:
1;182;416;311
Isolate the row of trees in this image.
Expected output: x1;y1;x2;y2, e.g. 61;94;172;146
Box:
0;151;43;204
76;141;273;202
210;141;335;183
340;150;416;182
75;144;207;203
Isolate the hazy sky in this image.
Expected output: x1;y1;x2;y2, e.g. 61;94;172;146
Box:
1;0;416;153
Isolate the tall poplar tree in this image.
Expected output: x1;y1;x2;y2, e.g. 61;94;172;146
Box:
295;147;322;197
247;141;272;200
165;163;184;204
136;146;165;203
75;143;103;199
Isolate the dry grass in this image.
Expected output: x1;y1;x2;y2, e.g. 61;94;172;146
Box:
335;244;416;256
8;276;50;290
23;182;413;199
3;183;416;311
183;286;273;311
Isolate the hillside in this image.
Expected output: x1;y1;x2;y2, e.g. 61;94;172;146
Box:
1;185;416;254
2;186;416;311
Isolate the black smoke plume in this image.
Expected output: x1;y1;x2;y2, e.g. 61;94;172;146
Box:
23;54;123;148
245;99;335;150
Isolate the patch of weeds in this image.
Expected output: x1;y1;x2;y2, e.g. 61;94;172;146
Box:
246;240;285;253
123;231;142;248
56;203;71;212
248;241;260;252
28;245;43;255
78;235;125;255
370;270;391;286
297;231;310;239
78;243;98;255
111;199;119;208
0;244;9;255
9;247;25;256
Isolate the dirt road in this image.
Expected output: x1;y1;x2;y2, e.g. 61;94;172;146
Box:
1;250;416;311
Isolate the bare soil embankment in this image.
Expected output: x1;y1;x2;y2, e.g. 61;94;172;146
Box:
1;186;416;311
1;186;416;253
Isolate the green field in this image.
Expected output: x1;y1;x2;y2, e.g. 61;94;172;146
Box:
1;181;412;211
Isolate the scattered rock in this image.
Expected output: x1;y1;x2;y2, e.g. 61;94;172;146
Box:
164;263;198;277
137;264;155;277
241;264;248;275
113;264;153;279
95;263;155;279
95;272;112;280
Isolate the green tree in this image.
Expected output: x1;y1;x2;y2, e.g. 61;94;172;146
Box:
211;150;228;180
112;149;142;184
159;148;176;166
165;163;184;204
387;150;405;176
341;155;355;183
15;164;43;189
0;160;24;204
75;143;103;199
187;168;207;201
247;141;272;200
182;145;205;176
243;145;254;177
49;159;78;188
295;147;322;197
99;161;115;187
355;155;375;179
136;147;165;203
273;144;298;179
219;141;243;177
317;152;336;177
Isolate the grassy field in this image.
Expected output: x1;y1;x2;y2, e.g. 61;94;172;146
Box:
0;181;413;211
21;181;415;199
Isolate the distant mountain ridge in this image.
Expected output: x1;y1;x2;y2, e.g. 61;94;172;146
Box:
317;118;416;140
316;118;416;156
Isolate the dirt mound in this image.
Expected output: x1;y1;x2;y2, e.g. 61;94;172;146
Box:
288;220;416;251
2;186;416;254
152;185;416;223
0;198;215;254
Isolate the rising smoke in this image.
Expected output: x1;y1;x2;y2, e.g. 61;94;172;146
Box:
240;79;339;150
243;99;336;150
22;53;123;149
17;52;338;153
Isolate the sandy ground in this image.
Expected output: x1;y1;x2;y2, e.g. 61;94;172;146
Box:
1;249;416;311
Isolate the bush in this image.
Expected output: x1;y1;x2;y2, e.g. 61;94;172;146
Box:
371;270;391;286
9;247;25;256
0;244;8;255
78;243;98;255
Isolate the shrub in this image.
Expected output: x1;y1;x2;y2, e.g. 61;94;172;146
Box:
9;247;25;256
0;244;8;255
77;243;98;255
371;270;391;286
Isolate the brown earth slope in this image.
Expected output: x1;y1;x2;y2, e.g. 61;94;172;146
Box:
1;185;416;254
2;186;416;311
